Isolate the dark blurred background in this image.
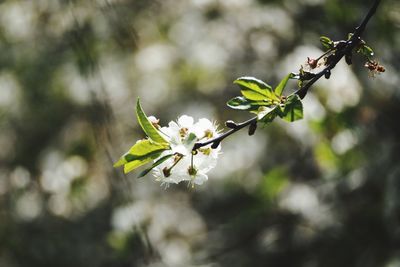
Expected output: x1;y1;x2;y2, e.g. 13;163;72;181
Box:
0;0;399;266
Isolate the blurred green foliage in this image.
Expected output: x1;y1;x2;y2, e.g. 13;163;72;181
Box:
0;0;399;267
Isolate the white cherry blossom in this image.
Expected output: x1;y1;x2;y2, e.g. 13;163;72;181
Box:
151;115;220;187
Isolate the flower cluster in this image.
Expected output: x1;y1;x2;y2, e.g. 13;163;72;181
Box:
152;115;220;187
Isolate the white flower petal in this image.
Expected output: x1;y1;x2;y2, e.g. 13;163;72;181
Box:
193;118;219;139
147;116;159;124
172;144;189;155
193;172;208;185
197;118;213;130
168;121;180;132
150;115;221;187
177;115;194;128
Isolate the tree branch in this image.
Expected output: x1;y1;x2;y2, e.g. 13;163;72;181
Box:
193;117;257;150
296;0;381;99
193;0;381;151
353;0;381;38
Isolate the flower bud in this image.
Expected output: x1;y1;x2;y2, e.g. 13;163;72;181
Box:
162;167;171;177
148;116;160;128
225;120;238;129
345;52;352;65
324;70;331;79
248;121;257;136
307;57;318;69
211;141;220;149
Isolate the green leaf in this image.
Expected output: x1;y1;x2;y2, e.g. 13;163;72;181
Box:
279;94;303;122
137;153;174;178
227;96;253;110
234;76;272;91
249;100;274;106
347;33;354;40
234;77;278;101
113;157;128;168
227;96;273;110
274;73;295;96
358;44;374;58
113;139;169;173
256;106;279;123
259;112;278;124
320;36;334;50
124;151;163;173
136;98;168;144
241;89;270;101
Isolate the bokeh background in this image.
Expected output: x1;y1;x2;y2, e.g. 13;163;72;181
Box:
0;0;399;266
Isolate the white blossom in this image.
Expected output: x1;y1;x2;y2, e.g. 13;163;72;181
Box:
152;115;220;187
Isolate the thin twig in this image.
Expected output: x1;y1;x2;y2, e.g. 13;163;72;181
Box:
296;0;381;99
193;0;381;151
353;0;381;38
193;117;257;150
